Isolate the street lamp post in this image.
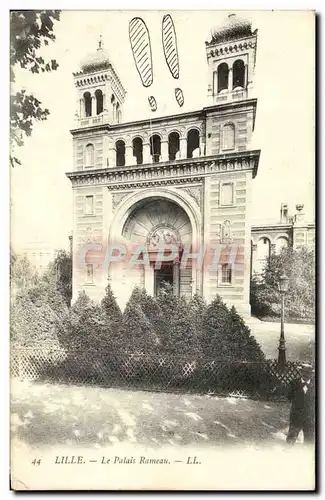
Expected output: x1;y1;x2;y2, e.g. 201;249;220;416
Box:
278;274;289;369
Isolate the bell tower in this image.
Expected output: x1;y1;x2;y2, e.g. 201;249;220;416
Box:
73;38;126;126
205;13;258;104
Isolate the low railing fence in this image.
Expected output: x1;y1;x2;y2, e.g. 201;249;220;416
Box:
10;348;303;400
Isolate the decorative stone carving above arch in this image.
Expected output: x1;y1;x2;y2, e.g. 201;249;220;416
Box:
179;126;187;139
112;191;132;211
177;185;202;209
160;128;168;140
124;134;132;146
147;226;180;251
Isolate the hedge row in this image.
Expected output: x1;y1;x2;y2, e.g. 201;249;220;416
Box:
55;283;265;361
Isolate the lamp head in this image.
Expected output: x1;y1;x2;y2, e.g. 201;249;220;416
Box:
278;274;289;293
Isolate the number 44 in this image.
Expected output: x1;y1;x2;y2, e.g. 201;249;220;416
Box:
31;458;41;466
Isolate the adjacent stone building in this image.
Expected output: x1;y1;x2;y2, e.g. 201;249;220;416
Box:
251;203;315;276
67;14;261;316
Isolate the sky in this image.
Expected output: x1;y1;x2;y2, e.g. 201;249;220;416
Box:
10;10;315;252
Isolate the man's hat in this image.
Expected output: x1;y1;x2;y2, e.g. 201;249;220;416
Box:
299;363;315;373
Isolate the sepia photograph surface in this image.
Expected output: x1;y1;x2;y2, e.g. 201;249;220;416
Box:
10;9;316;491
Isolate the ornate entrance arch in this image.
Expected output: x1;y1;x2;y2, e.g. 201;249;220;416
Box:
109;188;202;296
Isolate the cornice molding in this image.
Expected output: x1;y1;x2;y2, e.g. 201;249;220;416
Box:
205;34;257;52
66;150;260;188
252;225;292;232
73;65;126;97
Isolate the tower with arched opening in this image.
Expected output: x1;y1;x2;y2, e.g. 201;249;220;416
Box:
206;13;258;105
73;38;126;128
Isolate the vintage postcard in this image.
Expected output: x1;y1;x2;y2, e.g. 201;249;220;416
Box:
10;9;316;491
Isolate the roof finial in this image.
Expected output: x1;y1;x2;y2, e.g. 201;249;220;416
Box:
98;34;103;50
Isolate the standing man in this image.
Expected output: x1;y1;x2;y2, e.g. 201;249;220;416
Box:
286;363;315;445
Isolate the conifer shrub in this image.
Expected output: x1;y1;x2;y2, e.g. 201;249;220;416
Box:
101;282;123;353
53;291;113;383
11;280;67;349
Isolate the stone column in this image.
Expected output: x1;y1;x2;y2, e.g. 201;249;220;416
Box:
213;71;218;97
199;135;204;156
173;259;180;297
108;147;116;168
161;140;169;162
91;96;96;117
143;142;151;164
228;68;233;92
79;98;84;119
208;83;213;102
180;137;187;159
103;134;109;168
271;243;276;254
245;64;248;88
125;145;133;166
145;264;155;296
251;243;257;277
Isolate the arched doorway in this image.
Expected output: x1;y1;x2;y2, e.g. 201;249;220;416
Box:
122;198;192;297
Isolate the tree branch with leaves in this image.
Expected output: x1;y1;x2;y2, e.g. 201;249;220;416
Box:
10;10;61;167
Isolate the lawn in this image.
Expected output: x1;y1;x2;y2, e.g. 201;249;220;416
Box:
11;379;294;449
11;379;315;491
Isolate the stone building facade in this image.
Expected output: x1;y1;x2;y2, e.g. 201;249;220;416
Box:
67;14;261;316
251;203;315;276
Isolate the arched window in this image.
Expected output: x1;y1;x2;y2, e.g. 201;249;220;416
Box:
217;63;229;93
257;237;271;260
187;129;200;158
233;60;245;89
85;144;94;167
276;237;289;254
95;89;103;115
168;132;180;161
84;92;92;117
116;102;121;124
116;140;125;167
222;123;235;150
150;135;161;163
133;137;143;165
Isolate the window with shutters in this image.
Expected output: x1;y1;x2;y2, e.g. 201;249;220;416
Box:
222;123;235;150
220;182;234;206
85;195;94;215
